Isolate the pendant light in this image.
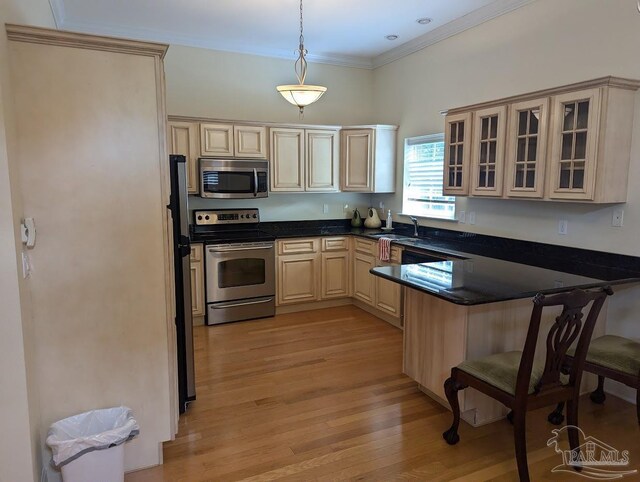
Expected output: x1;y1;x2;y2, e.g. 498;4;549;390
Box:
277;0;326;115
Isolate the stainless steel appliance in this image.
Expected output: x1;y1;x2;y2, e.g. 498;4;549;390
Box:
193;208;276;325
168;154;196;413
200;158;269;199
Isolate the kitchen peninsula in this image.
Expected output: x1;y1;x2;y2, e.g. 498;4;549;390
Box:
369;229;640;426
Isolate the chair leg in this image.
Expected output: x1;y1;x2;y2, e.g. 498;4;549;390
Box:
636;387;639;425
442;376;464;445
512;409;530;482
566;399;582;472
547;402;565;425
590;376;606;404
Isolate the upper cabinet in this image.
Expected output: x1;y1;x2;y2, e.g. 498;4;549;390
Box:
470;106;507;197
443;113;472;196
504;98;549;198
443;77;640;203
340;125;397;193
168;120;199;194
200;122;267;159
270;127;339;192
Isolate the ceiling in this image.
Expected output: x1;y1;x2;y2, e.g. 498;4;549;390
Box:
50;0;535;69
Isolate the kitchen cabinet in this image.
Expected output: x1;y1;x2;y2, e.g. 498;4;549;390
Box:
168;121;199;194
504;98;549;198
470;106;507;197
444;76;640;203
321;237;350;299
340;125;397;193
200;122;267;159
276;238;320;305
352;238;403;322
270;127;339;192
190;244;205;320
443;113;472;196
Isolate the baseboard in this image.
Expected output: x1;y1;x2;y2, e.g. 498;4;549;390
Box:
351;299;403;329
193;315;205;326
276;298;352;314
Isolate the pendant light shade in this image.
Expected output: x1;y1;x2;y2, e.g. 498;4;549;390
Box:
277;0;326;115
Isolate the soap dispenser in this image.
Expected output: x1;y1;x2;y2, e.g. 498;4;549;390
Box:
386;210;393;229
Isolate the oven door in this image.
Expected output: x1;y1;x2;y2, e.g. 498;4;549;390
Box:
205;242;275;302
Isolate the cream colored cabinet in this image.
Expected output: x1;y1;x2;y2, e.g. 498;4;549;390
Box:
470;106;507;197
276;238;320;305
546;82;639;202
445;77;640;203
352;238;403;319
321;237;350;299
443;113;472;196
340;125;397;193
168;121;199;194
270;127;338;192
200;122;267;158
505;98;549;198
190;244;205;318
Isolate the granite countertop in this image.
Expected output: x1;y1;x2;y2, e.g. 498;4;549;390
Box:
191;218;640;305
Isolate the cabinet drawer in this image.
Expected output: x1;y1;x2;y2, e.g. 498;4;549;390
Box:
390;246;402;264
353;237;375;255
190;244;203;262
277;238;319;255
322;236;349;252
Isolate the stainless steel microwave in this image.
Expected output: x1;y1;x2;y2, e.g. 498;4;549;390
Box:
199;158;269;199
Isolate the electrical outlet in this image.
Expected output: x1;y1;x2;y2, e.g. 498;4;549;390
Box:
379;201;385;209
458;211;466;223
323;203;329;214
558;220;568;235
343;204;349;214
612;208;624;227
468;211;476;225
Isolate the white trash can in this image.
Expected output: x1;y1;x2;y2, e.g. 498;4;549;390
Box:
46;406;139;482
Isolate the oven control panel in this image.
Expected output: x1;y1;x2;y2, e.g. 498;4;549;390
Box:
194;209;260;225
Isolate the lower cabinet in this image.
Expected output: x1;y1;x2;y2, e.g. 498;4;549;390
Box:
277;253;320;305
353;252;376;304
375;263;402;318
190;244;205;319
321;251;350;299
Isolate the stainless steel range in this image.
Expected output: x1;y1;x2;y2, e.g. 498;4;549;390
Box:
193;208;275;325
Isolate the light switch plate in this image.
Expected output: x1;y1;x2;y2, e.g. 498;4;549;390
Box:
468;211;476;225
558;220;568;235
612;208;624;227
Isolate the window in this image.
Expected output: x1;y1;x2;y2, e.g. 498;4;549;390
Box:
402;134;456;220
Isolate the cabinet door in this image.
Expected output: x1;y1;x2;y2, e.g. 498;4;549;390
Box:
306;129;339;191
548;88;601;200
200;123;234;157
352;252;375;305
270;128;305;192
189;244;205;316
505;98;549;198
375;264;402;319
443;113;472;196
341;129;373;192
234;125;267;159
277;254;319;305
470;106;506;196
321;251;350;299
168;121;199;194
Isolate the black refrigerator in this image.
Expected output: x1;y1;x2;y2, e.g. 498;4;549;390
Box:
168;154;196;413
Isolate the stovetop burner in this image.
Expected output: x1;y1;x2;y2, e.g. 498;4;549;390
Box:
191;208;275;244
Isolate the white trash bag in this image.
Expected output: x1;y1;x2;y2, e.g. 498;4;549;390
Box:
46;406;139;468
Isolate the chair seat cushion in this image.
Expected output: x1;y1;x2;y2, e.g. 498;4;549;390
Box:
574;335;640;377
457;351;545;395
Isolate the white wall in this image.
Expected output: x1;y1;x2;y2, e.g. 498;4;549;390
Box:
371;0;640;401
0;1;55;481
165;45;377;220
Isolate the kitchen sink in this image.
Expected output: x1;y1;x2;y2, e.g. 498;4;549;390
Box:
369;233;414;240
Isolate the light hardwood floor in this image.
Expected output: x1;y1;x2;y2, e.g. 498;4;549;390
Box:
127;306;640;481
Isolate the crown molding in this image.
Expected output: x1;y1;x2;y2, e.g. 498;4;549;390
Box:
372;0;537;69
48;0;534;70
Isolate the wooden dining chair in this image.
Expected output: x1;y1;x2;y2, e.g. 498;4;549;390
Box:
547;334;640;426
442;287;613;482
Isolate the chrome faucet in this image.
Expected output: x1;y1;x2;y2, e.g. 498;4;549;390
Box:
409;216;419;237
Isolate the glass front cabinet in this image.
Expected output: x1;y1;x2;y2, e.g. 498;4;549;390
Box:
443;77;640;203
505;98;549;198
443;112;472;196
470;106;507;196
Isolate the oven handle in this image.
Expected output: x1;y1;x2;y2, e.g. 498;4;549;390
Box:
253;168;258;197
207;244;273;253
211;298;274;309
